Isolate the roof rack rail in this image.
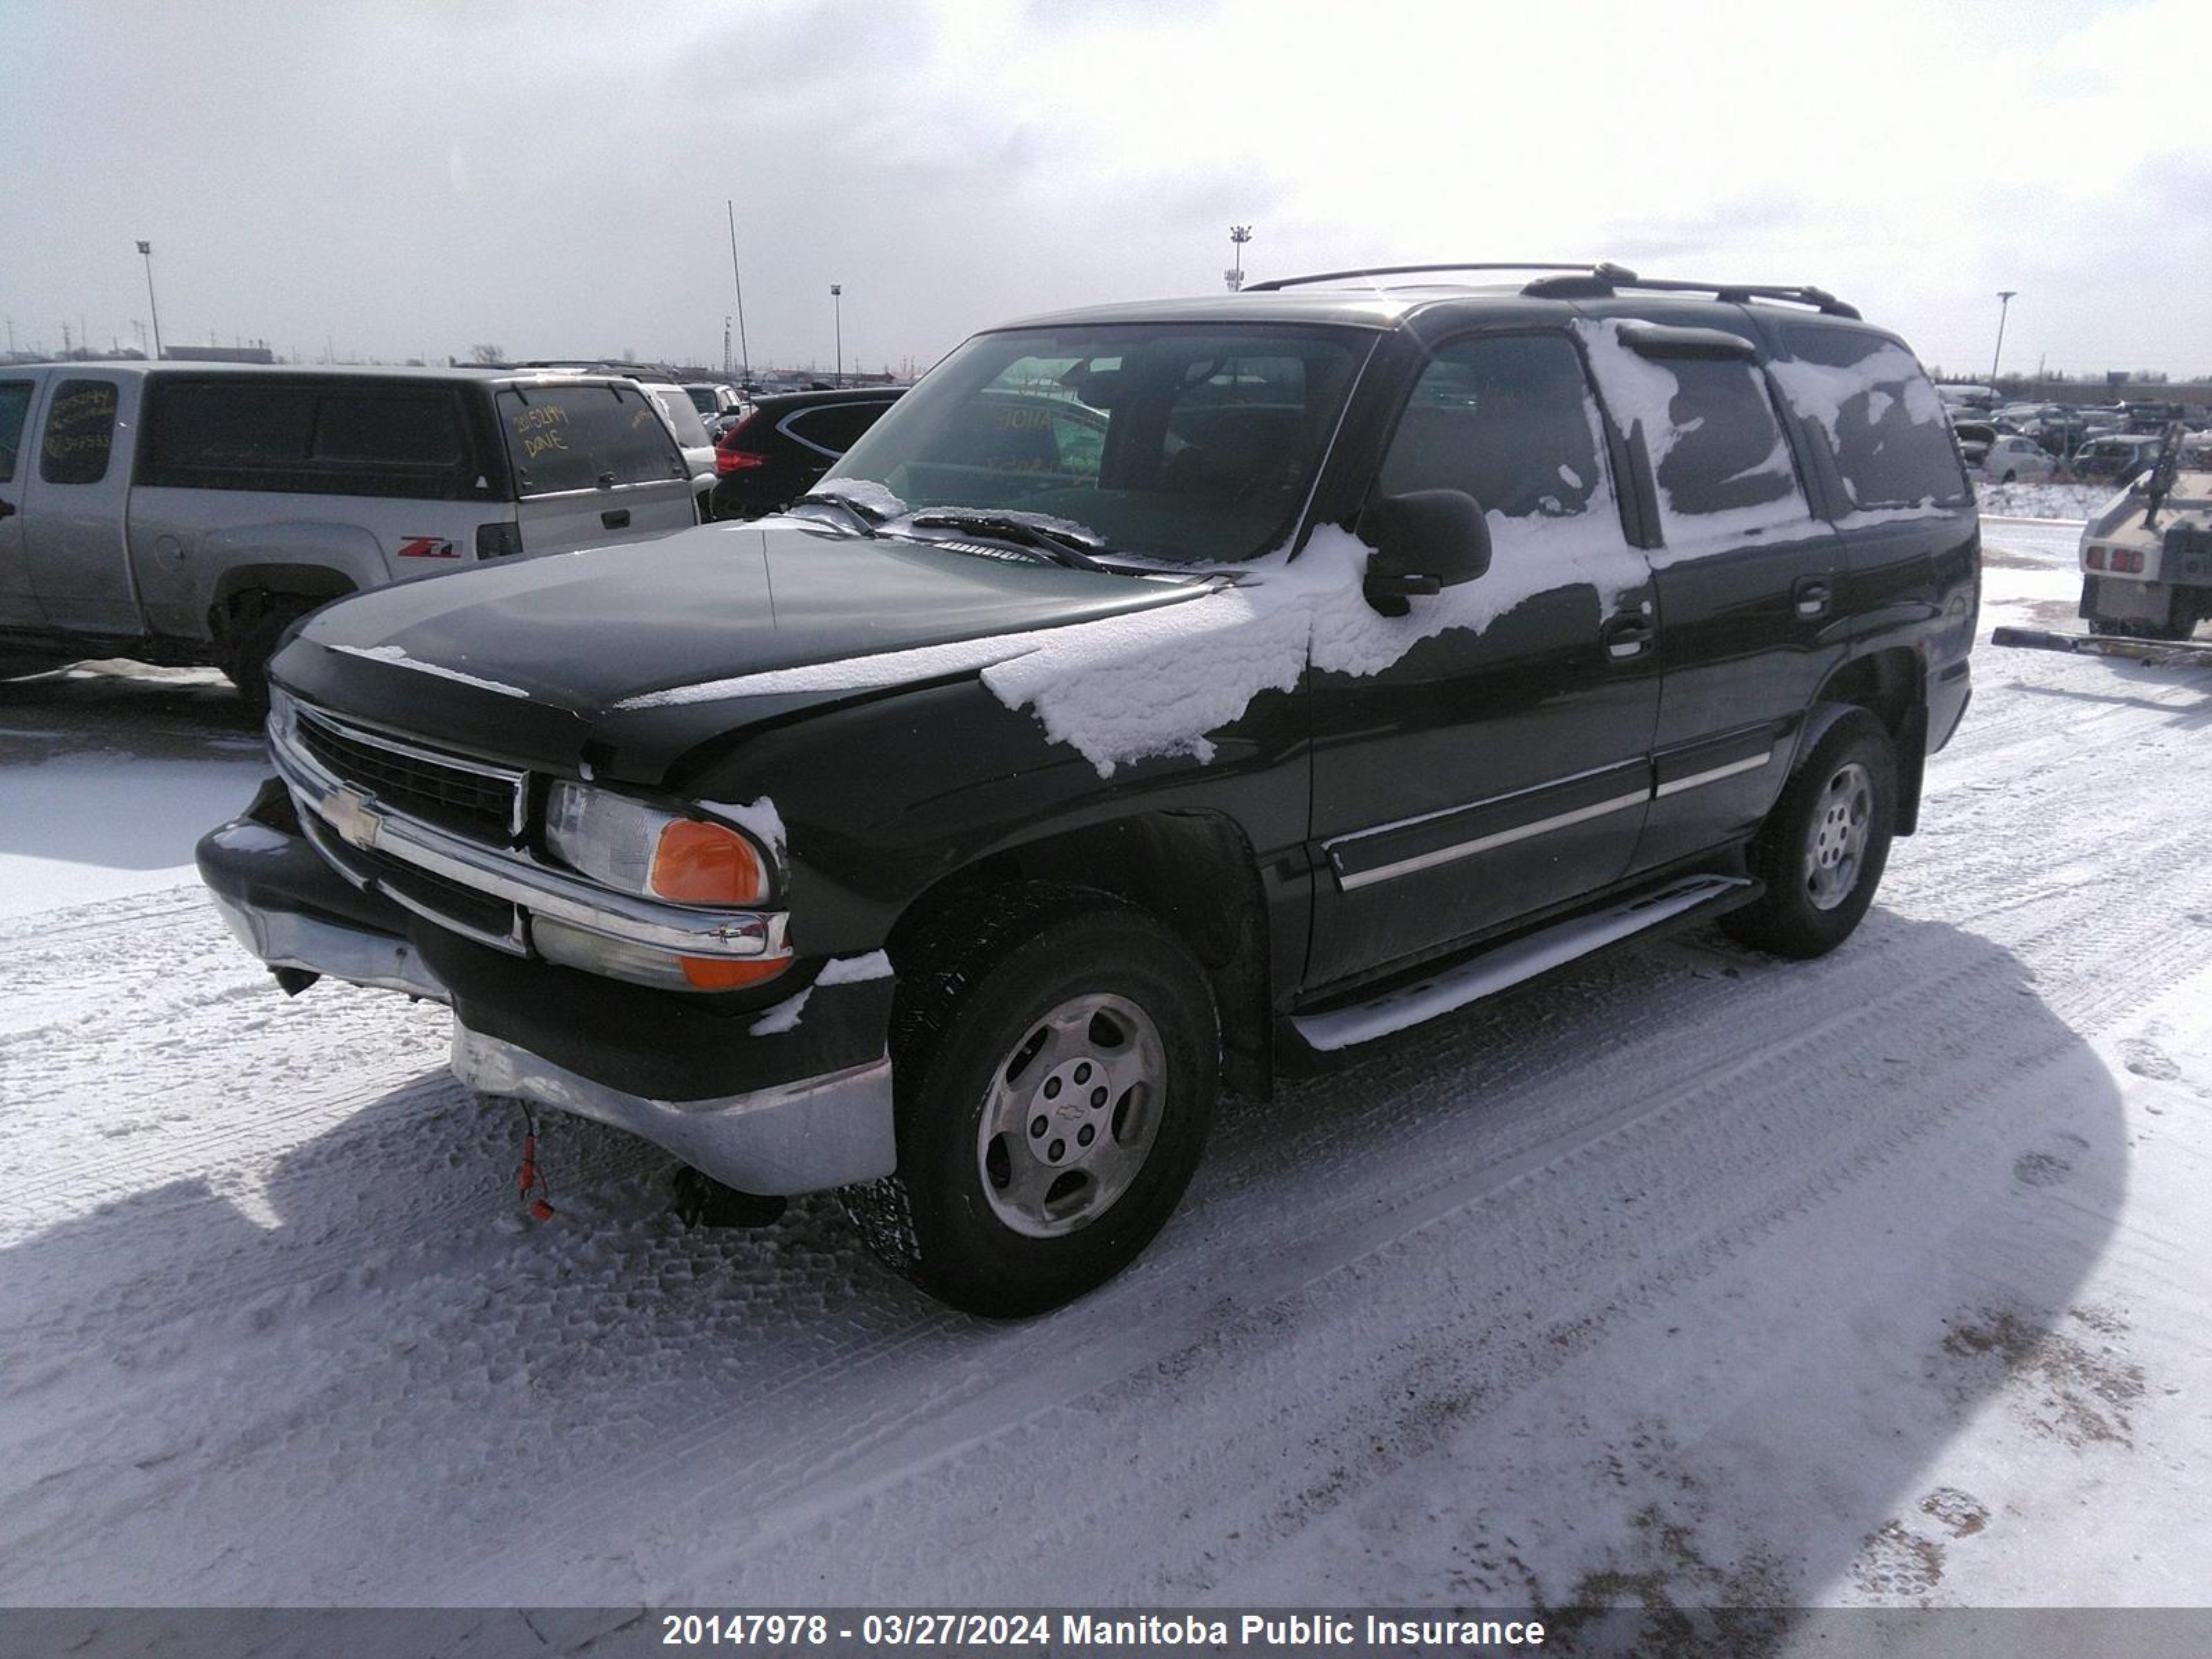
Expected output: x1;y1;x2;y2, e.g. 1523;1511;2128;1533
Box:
1241;261;1639;293
1241;261;1860;319
1616;278;1861;319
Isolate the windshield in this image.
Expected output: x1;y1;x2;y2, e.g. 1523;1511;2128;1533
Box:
684;386;719;415
818;323;1370;563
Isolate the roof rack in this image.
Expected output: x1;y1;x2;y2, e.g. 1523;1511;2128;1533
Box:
1242;261;1860;319
1241;261;1633;292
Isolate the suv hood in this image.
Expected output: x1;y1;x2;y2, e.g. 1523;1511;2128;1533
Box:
274;519;1216;782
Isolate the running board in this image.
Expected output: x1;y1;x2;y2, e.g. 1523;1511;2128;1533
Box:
1291;874;1754;1053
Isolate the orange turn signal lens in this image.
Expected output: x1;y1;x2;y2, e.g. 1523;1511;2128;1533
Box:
679;955;791;991
650;818;768;906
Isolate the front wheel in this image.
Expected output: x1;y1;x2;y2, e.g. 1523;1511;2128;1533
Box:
844;890;1217;1318
1721;711;1897;959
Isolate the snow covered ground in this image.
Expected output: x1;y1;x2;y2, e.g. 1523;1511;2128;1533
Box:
3;521;2209;1622
1974;480;2116;521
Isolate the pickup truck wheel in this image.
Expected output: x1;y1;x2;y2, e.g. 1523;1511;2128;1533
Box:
843;890;1217;1318
1720;711;1897;960
223;594;319;715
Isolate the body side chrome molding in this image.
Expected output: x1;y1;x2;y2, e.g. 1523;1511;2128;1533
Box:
1336;789;1649;892
1653;750;1772;798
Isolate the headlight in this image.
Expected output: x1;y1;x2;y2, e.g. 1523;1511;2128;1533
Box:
543;782;772;907
541;782;786;992
266;684;297;747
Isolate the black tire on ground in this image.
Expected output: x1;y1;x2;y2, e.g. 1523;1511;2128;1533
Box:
1720;709;1897;961
222;593;321;714
841;885;1218;1318
2001;469;2017;483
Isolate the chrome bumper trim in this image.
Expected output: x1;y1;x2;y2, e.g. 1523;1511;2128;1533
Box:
209;891;450;1004
268;711;789;961
452;1027;897;1197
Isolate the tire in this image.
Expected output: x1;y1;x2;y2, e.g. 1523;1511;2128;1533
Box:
1720;710;1897;961
842;886;1218;1318
2001;469;2018;484
222;593;320;715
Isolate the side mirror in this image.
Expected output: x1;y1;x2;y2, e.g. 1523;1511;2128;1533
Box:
1355;489;1491;617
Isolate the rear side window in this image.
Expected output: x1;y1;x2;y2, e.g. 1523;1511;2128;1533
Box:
1649;358;1804;520
140;381;481;498
1377;332;1614;523
496;384;686;494
0;380;32;482
1575;321;1812;538
646;386;711;450
41;380;118;485
786;400;893;456
1769;324;1968;510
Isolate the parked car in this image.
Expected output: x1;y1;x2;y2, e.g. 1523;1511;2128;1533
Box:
1951;420;1996;469
683;381;746;438
634;380;718;518
0;364;696;704
199;263;1976;1315
708;386;903;520
2070;432;2164;485
1977;433;2061;482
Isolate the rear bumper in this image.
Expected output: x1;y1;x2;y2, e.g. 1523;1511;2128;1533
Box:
197;779;897;1196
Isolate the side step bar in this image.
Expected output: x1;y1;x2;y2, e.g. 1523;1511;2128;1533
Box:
1990;625;2212;667
1291;874;1754;1053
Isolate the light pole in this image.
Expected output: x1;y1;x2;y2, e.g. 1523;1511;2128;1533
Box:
1226;225;1252;292
830;284;843;385
136;240;165;361
1990;290;2016;391
724;201;751;385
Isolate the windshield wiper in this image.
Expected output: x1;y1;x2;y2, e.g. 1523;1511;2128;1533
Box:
901;509;1107;571
789;491;884;536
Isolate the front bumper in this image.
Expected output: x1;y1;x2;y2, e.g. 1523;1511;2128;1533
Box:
197;780;897;1196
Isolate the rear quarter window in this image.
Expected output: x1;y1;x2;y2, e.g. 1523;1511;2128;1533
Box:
785;400;894;456
1768;324;1969;511
497;384;686;494
40;379;119;485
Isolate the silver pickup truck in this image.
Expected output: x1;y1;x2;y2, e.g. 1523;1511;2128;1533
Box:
0;362;700;704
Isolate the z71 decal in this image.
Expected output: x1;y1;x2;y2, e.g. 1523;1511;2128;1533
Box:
395;536;460;559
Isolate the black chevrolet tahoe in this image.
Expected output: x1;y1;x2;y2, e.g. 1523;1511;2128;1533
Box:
199;262;1978;1316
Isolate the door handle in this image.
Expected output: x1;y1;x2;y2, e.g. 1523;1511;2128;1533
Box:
1600;613;1653;659
1793;577;1832;618
601;508;632;529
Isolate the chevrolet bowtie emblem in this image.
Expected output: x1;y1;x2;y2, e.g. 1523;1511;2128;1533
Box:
323;787;383;851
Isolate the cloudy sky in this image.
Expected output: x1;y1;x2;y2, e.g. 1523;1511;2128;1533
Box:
8;0;2209;379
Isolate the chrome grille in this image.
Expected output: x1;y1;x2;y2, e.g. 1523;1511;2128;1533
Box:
294;707;525;843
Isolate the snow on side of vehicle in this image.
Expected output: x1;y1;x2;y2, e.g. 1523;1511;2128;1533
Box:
1765;344;1944;456
1572;319;1823;556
